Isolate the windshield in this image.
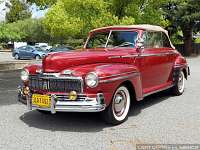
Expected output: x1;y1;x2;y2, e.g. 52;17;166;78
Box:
86;30;138;49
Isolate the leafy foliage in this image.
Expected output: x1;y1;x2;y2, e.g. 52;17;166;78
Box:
110;0;168;27
0;19;49;43
6;0;31;23
27;0;56;9
162;0;200;55
42;0;135;44
0;23;22;42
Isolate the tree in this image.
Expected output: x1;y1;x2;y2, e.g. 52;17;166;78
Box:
163;0;200;56
15;19;50;43
0;19;49;43
42;0;135;44
27;0;56;9
109;0;168;26
0;23;22;42
6;0;31;23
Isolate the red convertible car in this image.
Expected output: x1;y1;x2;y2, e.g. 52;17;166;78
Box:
18;25;190;125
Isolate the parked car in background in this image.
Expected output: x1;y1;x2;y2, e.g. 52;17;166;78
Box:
47;46;74;53
35;43;52;51
12;46;46;60
14;42;27;49
18;25;190;125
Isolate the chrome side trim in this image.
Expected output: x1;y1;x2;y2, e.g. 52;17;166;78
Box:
99;71;138;79
108;56;121;59
121;54;138;58
174;64;187;68
139;52;174;57
143;84;174;97
109;52;174;59
100;73;140;83
96;64;112;69
109;54;138;59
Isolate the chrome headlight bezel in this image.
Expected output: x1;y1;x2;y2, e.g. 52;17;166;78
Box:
85;72;98;88
21;69;29;81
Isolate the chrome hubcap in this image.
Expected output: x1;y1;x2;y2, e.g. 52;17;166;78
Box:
36;56;40;60
113;90;127;117
15;54;18;59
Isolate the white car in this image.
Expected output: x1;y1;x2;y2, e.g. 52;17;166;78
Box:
35;43;52;51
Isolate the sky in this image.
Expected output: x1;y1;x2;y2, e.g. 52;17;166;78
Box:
31;4;48;19
0;2;47;22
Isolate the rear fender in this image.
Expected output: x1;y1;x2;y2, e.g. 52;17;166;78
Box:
174;56;189;80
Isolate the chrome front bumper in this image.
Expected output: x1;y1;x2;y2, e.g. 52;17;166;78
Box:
19;91;106;113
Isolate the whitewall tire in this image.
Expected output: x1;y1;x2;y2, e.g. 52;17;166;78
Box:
172;71;185;95
102;86;131;125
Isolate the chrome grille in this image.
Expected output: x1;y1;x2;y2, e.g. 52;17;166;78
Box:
29;75;82;93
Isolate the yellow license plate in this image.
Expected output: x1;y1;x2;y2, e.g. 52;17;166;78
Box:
32;94;50;108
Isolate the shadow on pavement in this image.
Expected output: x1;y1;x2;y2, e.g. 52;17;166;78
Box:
129;90;173;116
20;90;173;132
20;111;108;132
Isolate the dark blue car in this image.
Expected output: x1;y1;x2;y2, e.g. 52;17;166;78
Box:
47;46;74;53
12;46;47;60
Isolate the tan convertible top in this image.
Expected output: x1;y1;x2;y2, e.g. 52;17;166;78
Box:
92;24;168;34
91;24;175;49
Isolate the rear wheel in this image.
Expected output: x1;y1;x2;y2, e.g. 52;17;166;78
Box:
172;71;185;95
102;86;131;125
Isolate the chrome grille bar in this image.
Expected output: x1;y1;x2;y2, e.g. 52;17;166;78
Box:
29;74;83;93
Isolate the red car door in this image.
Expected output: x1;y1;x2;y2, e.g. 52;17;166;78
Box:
138;31;174;94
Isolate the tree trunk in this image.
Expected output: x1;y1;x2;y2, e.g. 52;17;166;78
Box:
182;26;193;56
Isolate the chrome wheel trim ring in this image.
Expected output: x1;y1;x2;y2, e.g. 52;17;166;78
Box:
178;71;185;93
15;54;19;59
112;86;130;121
35;55;40;60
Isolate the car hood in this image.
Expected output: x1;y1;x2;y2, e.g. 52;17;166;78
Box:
42;48;137;73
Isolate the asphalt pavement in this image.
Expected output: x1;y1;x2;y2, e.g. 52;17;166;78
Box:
0;52;40;71
0;57;199;150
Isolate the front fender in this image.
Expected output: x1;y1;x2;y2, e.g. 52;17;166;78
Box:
24;64;42;74
69;63;142;105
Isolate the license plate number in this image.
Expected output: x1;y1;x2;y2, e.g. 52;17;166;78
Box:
32;94;50;108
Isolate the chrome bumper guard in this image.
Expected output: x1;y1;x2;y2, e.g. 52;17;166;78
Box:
25;93;106;113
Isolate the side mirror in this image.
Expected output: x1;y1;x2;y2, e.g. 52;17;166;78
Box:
136;38;144;52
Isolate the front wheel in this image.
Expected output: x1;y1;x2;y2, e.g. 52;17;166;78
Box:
14;54;20;60
102;86;131;125
35;55;41;61
172;71;185;96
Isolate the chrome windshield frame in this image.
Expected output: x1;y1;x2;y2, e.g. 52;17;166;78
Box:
84;30;139;49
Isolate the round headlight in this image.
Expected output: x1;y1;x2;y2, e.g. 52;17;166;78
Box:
21;70;29;81
85;72;98;88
